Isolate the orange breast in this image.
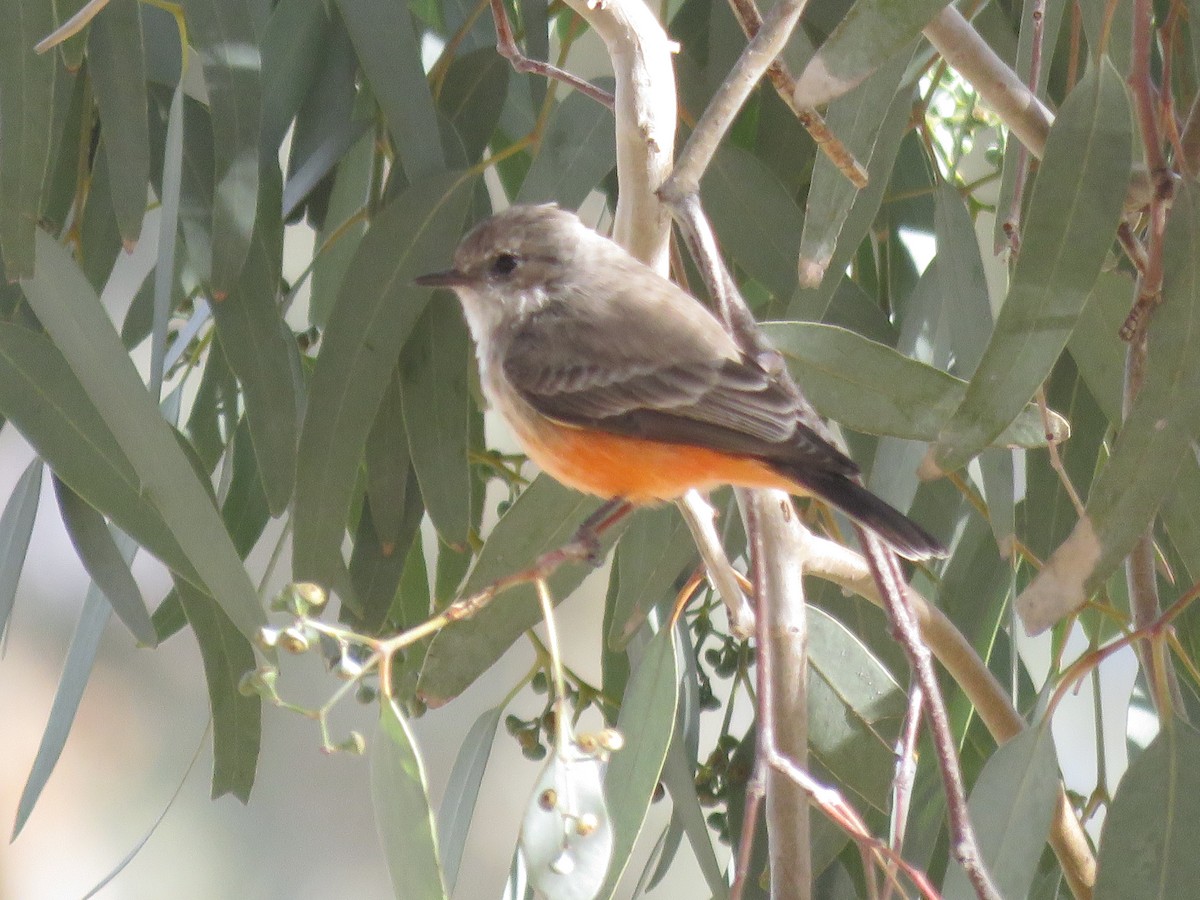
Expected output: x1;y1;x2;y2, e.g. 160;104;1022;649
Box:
512;412;796;503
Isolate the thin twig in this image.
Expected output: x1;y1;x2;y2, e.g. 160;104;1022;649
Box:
661;0;810;202
487;0;615;109
724;0;867;187
1036;385;1086;518
881;683;924;900
1001;0;1047;252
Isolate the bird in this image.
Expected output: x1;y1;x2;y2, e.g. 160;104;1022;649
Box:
415;204;945;561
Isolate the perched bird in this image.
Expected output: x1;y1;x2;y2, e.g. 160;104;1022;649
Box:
416;204;944;560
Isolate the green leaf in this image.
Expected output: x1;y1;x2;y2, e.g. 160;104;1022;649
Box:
788;68;914;321
186;338;239;472
399;301;473;545
807;606;905;812
12;567;114;839
21;230;264;639
0;0;60;277
0;323;198;581
932;180;992;376
79;144;125;293
1017;179;1200;634
260;0;328;155
762;322;1069;448
798;49;914;287
364;370;411;548
793;0;952;106
417;476;608;706
208;164;298;515
437;705;503;895
1095;720;1200;898
87;0;149;247
608;506;698;650
930;62;1132;473
348;480;423;633
942;726;1059;900
335;0;443;180
438;47;510;163
0;458;42;636
517;90;616;208
309;129;372;328
53;476;156;646
704;144;804;302
373;697;449;900
222;415;272;558
598;629;680;898
175;577;261;802
293;172;473;596
149;82;184;398
185;0;262;295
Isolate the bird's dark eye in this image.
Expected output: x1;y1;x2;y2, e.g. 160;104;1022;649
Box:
491;253;519;277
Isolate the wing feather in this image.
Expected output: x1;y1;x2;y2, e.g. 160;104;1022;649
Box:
502;298;857;477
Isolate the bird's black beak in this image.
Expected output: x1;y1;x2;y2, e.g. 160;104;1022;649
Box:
414;269;470;288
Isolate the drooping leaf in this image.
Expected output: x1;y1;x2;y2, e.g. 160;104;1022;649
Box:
1094;720;1200;898
0;0;60;277
517;90;616;208
597;629;680;898
417;476;610;706
608;505;698;650
798;48;914;287
0;458;42;637
372;697;449;900
53;476;156;646
929;62;1132;474
87;0;149;247
0;323;198;581
437;705;504;896
807;606;905;812
12;570;114;839
364;370;411;549
293;172;473;597
399;300;473;546
705;144;805;302
793;0;952;106
208;163;299;515
762;322;1069;448
942;726;1059;900
335;0;443;179
260;0;328;155
1018;179;1200;634
438;47;511;164
175;577;261;802
21;231;264;639
185;0;263;295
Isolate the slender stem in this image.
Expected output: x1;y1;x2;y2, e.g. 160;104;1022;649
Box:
860;534;1000;900
662;0;810;202
723;0;866;187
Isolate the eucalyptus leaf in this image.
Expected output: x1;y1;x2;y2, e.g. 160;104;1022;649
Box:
0;458;42;637
185;0;263;294
930;62;1132;474
762;322;1069;448
21;231;264;640
293;173;474;597
88;0;149;247
0;0;59;277
373;698;448;900
1095;720;1200;898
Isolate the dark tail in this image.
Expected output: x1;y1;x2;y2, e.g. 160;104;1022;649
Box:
776;465;947;561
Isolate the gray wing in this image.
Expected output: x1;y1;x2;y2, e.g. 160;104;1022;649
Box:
502;298;858;477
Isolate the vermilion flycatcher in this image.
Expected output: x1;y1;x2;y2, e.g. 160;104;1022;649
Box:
416;204;945;560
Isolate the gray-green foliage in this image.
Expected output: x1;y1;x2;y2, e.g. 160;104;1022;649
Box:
0;0;1195;895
